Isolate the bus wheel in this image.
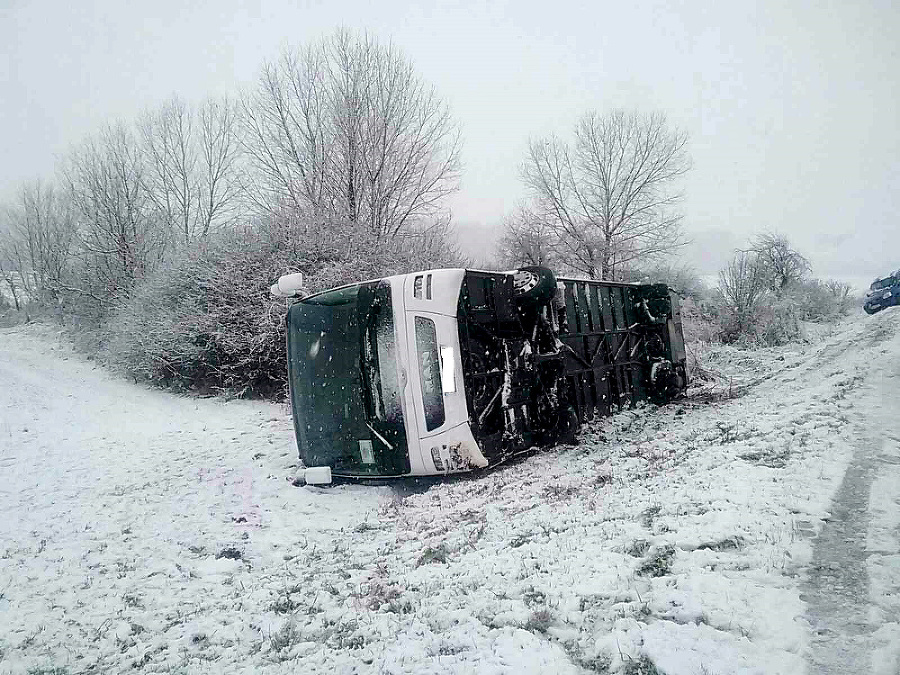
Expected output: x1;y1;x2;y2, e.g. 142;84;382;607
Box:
512;267;557;305
650;360;679;402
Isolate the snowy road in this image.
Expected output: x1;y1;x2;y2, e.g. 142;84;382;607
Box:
800;316;900;675
1;311;899;674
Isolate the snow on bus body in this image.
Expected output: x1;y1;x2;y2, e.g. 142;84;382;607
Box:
278;268;486;485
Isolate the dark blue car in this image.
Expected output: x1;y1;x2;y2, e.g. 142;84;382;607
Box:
864;270;900;314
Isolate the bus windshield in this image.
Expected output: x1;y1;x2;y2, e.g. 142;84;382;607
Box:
286;280;409;475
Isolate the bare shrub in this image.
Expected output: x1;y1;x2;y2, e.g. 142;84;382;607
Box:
787;278;854;321
103;212;458;397
524;608;553;633
679;297;718;345
716;251;768;342
636;545;676;577
707;234;856;344
711;250;800;346
754;296;801;346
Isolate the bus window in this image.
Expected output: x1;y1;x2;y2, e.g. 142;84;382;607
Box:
415;317;445;431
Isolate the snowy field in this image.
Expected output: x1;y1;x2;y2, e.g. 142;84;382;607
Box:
1;310;899;674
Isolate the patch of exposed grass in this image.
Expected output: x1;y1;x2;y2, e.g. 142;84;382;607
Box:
543;482;579;500
640;504;661;529
573;651;612;673
509;533;532;548
416;543;448;567
522;587;546;607
622;654;664;675
625;539;651;557
271;593;302;615
636;545;676;578
524;608;553;633
268;621;300;655
741;445;790;468
696;536;744;552
215;546;242;560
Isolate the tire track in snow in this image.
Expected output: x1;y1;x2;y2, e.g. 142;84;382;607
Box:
802;435;878;673
802;310;900;674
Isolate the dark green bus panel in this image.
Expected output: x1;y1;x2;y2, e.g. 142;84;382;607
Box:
285;280;410;477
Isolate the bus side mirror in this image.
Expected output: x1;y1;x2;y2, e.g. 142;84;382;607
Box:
271;272;307;299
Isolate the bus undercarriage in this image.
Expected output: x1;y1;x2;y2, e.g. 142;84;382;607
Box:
277;267;687;483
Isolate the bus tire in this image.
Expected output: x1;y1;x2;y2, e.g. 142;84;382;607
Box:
512;267;557;305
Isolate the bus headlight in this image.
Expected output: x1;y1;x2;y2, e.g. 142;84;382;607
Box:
440;346;456;393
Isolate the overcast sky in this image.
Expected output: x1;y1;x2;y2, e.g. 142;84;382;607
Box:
2;0;898;289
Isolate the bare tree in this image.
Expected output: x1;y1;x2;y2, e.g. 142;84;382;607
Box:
748;232;810;295
241;29;461;238
64;124;167;303
0;226;23;311
0;180;76;305
622;262;706;300
521;110;689;280
824;279;852;303
141;96;242;244
717;251;769;339
197;98;243;233
495;202;558;269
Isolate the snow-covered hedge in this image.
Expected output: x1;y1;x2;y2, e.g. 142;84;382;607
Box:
103;217;459;398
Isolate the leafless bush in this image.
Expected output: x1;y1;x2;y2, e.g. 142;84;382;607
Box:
716;251;768;341
755;296;801;345
103;212;459;397
679;297;718;345
787;278;855;321
712;250;801;345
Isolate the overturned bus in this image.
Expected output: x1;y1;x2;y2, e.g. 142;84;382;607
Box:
273;268;687;485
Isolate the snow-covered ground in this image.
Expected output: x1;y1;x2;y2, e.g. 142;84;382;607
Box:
1;311;898;674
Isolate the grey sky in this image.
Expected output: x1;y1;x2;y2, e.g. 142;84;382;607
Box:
2;0;898;289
